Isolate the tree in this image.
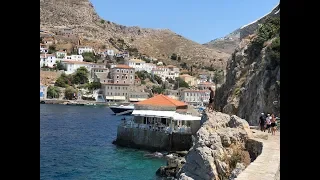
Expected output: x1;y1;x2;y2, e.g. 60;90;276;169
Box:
48;45;56;54
153;74;163;84
72;67;89;84
212;70;224;85
82;52;97;63
136;70;150;80
55;73;73;88
88;81;101;91
55;61;66;71
47;86;60;99
64;86;77;100
174;77;189;90
152;85;165;94
171;53;177;60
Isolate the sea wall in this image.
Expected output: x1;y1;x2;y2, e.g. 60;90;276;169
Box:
114;126;193;151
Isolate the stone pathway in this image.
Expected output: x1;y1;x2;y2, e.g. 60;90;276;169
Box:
235;132;280;180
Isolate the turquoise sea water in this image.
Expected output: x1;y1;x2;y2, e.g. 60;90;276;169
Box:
40;104;166;180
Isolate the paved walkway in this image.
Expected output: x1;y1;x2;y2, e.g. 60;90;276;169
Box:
235;133;280;180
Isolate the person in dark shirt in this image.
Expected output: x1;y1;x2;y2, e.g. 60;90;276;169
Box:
259;113;266;131
207;87;214;112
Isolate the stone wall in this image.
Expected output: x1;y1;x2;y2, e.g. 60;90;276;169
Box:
114;126;193;151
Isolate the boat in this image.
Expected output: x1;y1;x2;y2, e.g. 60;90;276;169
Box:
109;103;134;116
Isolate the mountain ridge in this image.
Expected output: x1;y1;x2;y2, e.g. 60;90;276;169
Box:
40;0;230;73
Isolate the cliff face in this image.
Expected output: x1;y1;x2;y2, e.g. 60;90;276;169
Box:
40;0;230;71
177;111;254;180
214;16;280;125
204;3;280;56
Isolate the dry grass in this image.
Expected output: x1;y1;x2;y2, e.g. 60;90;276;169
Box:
40;0;231;74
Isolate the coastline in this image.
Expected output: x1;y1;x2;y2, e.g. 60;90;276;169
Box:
40;99;107;106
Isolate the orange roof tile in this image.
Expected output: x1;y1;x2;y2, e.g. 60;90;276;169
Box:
136;94;187;107
113;64;134;69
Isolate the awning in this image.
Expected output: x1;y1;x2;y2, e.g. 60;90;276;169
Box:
132;110;176;118
129;98;147;102
105;96;126;100
172;113;201;121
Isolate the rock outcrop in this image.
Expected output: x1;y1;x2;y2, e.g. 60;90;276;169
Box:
176;110;254;180
214;15;280;125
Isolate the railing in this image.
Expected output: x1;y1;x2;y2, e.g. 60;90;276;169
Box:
120;121;192;134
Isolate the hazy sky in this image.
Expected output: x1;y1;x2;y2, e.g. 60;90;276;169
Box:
91;0;279;44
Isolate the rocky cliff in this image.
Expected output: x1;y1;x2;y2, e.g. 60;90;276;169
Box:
204;3;280;56
177;111;254;180
40;0;230;71
214;16;280;125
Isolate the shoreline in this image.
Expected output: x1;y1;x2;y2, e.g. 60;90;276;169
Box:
40;99;107;106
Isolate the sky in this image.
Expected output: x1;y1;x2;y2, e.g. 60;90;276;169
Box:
91;0;279;44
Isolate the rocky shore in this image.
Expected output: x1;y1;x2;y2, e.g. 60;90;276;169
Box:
155;110;267;180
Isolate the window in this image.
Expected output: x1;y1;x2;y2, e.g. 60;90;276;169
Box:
117;69;120;72
117;75;119;79
127;70;129;73
111;92;112;95
125;93;127;95
116;80;119;83
122;75;124;79
107;92;109;95
136;63;140;65
123;93;125;95
187;93;189;96
126;76;128;79
130;75;133;79
124;81;126;84
111;87;112;89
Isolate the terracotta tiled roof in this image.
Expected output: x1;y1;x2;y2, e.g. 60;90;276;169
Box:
113;64;134;69
136;94;187;107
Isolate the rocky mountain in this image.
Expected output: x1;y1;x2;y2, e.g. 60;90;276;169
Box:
203;3;280;55
40;0;230;71
214;14;280;125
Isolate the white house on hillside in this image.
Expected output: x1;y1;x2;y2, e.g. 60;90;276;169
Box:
56;51;67;59
40;54;56;68
126;58;146;71
65;55;84;61
61;60;94;74
151;65;180;81
78;46;94;54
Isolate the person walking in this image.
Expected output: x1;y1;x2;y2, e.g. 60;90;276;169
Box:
207;87;215;112
259;113;266;131
271;114;277;135
266;114;272;133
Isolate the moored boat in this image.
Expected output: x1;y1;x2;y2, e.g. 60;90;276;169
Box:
109;104;134;116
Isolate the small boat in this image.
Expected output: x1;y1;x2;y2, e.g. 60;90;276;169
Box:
109;103;134;116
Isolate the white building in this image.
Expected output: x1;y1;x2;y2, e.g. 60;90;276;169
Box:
65;55;84;62
107;49;114;56
126;58;157;73
61;60;104;75
151;65;180;81
40;54;56;68
40;43;48;53
56;51;67;59
78;46;94;55
180;90;210;106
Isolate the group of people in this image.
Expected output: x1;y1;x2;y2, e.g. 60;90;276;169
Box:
259;113;277;135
